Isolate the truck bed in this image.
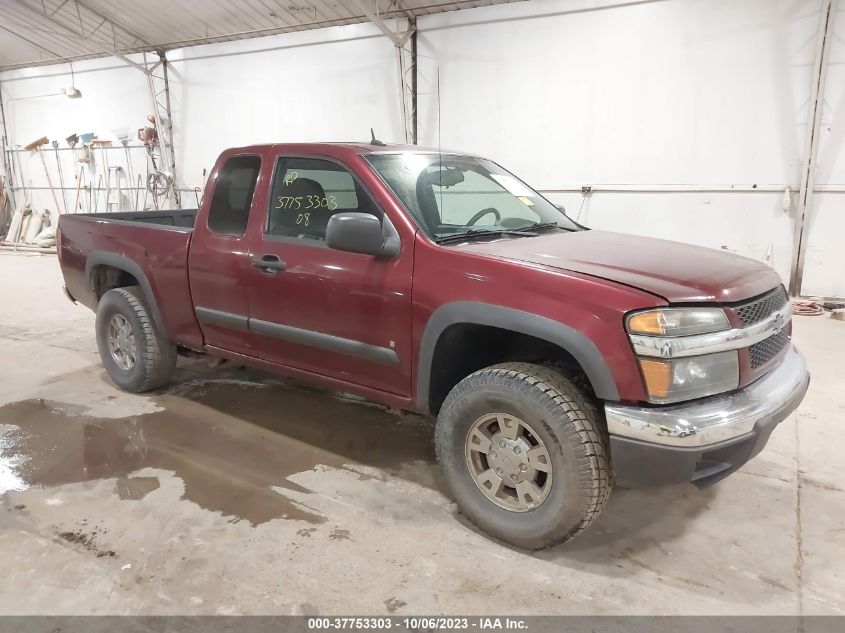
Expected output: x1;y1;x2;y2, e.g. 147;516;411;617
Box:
58;209;203;350
80;209;198;229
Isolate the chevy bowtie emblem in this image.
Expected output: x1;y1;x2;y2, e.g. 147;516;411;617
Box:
772;312;785;332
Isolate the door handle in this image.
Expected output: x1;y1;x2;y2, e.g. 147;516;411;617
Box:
251;254;287;273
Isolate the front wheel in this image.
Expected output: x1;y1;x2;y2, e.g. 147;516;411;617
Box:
95;286;176;393
435;363;612;549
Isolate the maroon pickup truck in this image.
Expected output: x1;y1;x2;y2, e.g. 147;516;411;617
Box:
58;142;810;548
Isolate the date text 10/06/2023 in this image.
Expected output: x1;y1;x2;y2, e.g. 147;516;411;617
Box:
307;617;528;630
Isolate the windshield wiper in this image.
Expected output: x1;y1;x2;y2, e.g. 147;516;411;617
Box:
434;228;538;244
520;222;580;233
522;222;561;232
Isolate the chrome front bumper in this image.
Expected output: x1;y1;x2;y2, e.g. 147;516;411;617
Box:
607;344;809;447
606;344;809;487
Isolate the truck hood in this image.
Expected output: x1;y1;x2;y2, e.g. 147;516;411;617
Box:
457;229;782;303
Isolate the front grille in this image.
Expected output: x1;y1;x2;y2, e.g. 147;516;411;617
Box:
736;287;788;325
748;327;789;369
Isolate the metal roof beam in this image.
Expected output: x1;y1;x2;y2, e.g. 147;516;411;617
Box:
8;1;159;74
350;0;415;47
0;23;64;60
72;0;152;47
11;0;151;52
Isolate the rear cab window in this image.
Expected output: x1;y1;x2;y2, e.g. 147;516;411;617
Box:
207;155;261;236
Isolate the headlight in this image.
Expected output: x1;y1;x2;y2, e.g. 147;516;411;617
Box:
627;308;729;337
638;351;739;403
627;307;737;403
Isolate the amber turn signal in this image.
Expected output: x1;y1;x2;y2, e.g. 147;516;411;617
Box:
626;307;730;337
638;358;671;399
627;311;665;335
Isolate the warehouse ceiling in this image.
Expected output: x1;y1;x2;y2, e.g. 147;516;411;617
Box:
0;0;522;71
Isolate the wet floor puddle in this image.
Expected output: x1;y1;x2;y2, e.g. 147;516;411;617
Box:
0;369;437;526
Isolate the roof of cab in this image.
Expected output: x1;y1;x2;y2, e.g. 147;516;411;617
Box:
223;142;477;157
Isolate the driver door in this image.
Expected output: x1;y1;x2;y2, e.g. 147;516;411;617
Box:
246;155;414;397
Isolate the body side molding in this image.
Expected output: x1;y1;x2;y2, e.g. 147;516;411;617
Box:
192;306;400;366
195;306;249;331
250;318;400;366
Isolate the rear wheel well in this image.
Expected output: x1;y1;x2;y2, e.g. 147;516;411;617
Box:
90;264;140;300
427;323;596;415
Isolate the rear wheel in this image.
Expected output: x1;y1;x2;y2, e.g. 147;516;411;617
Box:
95;286;176;392
435;362;612;549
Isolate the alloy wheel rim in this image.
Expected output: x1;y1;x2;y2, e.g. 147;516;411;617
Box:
464;413;553;512
107;314;137;371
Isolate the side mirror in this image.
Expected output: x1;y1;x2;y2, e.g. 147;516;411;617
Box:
326;212;400;259
555;203;566;213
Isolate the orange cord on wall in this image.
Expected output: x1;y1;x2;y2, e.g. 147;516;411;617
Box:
792;300;824;316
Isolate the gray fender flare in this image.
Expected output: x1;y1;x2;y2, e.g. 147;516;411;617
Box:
416;301;619;413
85;251;167;335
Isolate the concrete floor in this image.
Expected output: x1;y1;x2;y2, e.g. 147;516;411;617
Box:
0;251;843;616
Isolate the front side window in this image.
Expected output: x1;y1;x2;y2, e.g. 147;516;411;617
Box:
207;155;261;236
366;153;578;241
267;157;381;241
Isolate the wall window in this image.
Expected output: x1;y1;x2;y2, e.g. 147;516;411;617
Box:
207;155;261;236
267;157;380;241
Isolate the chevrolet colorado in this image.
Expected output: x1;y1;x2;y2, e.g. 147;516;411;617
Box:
57;143;810;548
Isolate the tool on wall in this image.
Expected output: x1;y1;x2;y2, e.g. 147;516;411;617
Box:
78;133;96;176
91;139;112;212
65;134;81;212
72;166;84;214
135;174;143;210
109;166;124;211
115;131;137;211
92;174;102;212
13;145;26;203
24;137;62;216
77;143;91;165
138;114;174;210
147;171;173;210
141;174;149;210
75;136;95;211
137;116;158;151
51;140;69;214
66;133;79;161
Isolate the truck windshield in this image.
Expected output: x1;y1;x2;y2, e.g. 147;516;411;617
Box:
366;153;579;242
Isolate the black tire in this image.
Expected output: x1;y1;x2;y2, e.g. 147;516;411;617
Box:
435;362;612;549
95;286;176;393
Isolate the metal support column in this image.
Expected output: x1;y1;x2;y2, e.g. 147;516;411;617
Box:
159;52;180;207
141;51;180;208
789;0;837;296
397;17;418;144
352;0;417;144
112;50;180;209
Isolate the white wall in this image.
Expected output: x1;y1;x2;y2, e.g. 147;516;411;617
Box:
0;21;404;214
2;0;842;296
416;0;841;295
0;55;152;215
166;21;405;192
